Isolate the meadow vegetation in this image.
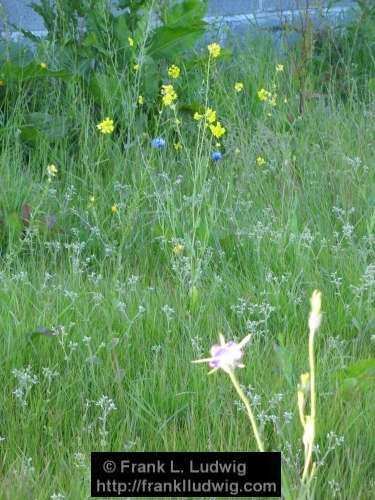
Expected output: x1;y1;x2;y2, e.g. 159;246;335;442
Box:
0;1;374;499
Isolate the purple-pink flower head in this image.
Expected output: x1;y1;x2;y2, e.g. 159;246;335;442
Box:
192;334;251;374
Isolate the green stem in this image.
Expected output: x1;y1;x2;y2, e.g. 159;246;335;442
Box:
228;370;265;452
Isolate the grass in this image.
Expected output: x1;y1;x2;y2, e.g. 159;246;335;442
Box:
0;29;374;500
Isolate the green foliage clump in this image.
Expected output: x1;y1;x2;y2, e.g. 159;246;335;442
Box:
312;0;375;96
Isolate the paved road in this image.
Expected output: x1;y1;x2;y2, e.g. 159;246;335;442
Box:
0;0;354;33
1;0;43;31
0;1;267;32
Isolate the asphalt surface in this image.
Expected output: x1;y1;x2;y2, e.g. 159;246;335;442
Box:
1;0;259;31
0;0;353;33
1;0;43;31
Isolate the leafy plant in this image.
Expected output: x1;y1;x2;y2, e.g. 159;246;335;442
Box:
24;0;208;84
337;358;375;393
0;0;208;149
312;0;375;96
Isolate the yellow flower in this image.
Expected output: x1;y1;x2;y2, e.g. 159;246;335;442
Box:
168;65;180;79
234;82;244;92
208;42;221;58
209;121;226;139
205;108;217;124
174;142;182;151
133;63;140;72
173;243;184;255
47;164;58;178
162;94;175;107
257;88;272;102
111;204;118;214
128;37;134;47
97;117;114;134
0;80;5;86
276;64;284;73
40;62;47;69
161;84;177;107
256;156;266;166
194;108;216;123
138;95;144;105
269;94;277;107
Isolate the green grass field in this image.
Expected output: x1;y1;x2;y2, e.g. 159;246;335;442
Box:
0;26;374;500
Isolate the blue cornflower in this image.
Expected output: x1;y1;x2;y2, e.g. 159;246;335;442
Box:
211;150;222;161
151;137;166;149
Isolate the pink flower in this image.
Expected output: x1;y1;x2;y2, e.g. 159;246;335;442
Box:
192;334;251;374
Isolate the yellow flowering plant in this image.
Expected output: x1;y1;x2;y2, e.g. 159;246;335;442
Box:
173;243;184;255
97;118;115;134
20;0;210;129
257;88;272;101
193;108;216;124
256;156;266;166
161;84;177;108
47;164;58;181
208;42;221;58
205;108;217;123
234;82;244;92
257;88;277;107
168;65;180;79
209;121;226;139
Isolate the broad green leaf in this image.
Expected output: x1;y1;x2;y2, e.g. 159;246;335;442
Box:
117;0;147;9
7;212;23;232
29;112;69;140
1;61;72;82
148;25;206;59
337;358;375;393
89;73;124;112
81;32;99;48
20;112;69;142
20;126;40;144
163;0;208;27
113;13;131;49
142;57;159;100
